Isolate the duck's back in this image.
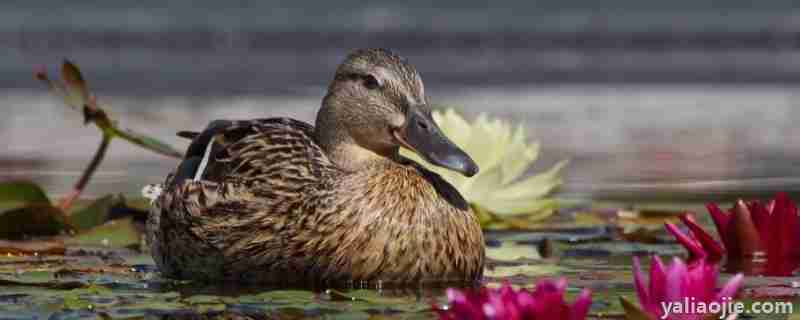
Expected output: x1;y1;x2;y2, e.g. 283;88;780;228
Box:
147;118;342;282
182;118;337;184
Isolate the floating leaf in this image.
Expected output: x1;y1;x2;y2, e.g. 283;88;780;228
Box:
486;242;541;261
68;195;118;231
0;181;70;239
0;181;51;207
485;264;563;279
0;204;67;239
61;284;112;310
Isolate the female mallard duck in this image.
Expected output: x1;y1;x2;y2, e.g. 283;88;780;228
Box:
146;48;485;284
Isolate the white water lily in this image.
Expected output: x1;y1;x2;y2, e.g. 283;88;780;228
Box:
401;109;567;224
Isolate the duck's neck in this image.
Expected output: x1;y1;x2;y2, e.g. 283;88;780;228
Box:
314;101;398;172
323;141;399;172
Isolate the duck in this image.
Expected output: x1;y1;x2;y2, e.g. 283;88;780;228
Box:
146;48;485;284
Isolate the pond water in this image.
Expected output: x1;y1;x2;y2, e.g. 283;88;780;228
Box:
0;231;670;319
2;1;800;317
1;207;798;319
2;84;800;318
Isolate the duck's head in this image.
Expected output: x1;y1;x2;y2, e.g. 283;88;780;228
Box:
315;48;478;177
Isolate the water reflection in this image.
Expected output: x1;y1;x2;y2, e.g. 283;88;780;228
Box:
2;85;800;202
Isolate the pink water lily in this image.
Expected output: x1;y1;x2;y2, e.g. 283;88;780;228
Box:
667;193;800;275
631;256;743;320
707;193;800;260
437;278;592;320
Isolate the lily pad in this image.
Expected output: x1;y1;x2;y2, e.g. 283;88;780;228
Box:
0;204;67;239
486;242;541;261
0;181;50;206
485;263;564;279
0;181;67;239
69;195;119;231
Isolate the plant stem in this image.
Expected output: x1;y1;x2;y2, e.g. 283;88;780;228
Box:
59;133;112;211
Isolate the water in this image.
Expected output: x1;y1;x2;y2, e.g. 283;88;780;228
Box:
2;3;800;318
2;2;799;200
3;85;800;201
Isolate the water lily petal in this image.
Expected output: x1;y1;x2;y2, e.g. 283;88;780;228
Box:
771;193;800;258
632;257;650;309
481;198;559;217
685;260;716;302
647;256;669;317
445;288;485;320
664;257;688;303
728;201;763;258
681;214;725;261
499;127;537;185
665;221;707;263
707;203;733;249
570;288;593;320
715;273;744;302
746;200;770;235
492;160;567;201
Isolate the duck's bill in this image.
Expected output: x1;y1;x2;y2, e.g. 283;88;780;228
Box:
393;110;479;177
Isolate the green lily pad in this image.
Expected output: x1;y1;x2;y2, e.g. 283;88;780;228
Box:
0;181;50;206
486;243;541;261
0;204;67;239
68;195;118;231
486;263;564;278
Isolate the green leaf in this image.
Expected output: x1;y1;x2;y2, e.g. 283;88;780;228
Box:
110;127;183;158
66;218;140;248
0;181;51;206
0;181;68;239
485;264;563;278
62;284;111;310
0;204;67;239
68;195;118;231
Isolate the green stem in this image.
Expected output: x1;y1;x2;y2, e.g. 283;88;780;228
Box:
59;133;112;211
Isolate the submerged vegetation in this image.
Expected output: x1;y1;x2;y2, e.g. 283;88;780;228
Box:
1;62;799;319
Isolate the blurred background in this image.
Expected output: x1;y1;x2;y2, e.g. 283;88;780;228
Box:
2;0;800;200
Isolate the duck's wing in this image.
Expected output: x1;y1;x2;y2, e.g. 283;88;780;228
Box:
169;118;338;187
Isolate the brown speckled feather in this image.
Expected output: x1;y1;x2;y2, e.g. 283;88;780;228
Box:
147;117;485;284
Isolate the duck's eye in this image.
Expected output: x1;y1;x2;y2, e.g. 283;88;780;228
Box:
362;74;381;90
